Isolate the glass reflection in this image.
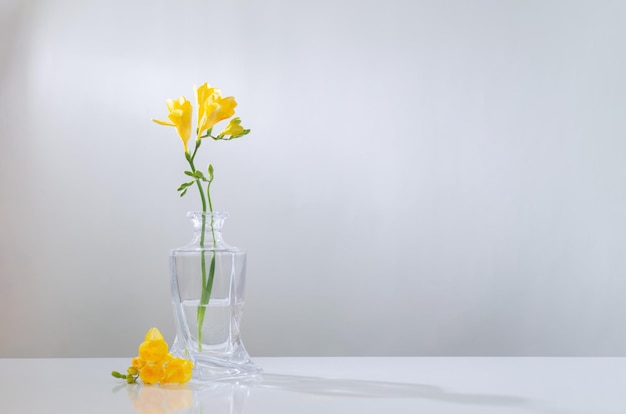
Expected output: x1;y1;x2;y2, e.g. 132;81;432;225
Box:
124;381;252;414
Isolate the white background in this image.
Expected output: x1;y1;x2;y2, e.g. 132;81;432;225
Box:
1;0;625;357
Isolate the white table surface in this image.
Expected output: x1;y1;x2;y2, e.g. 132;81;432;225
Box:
0;357;624;413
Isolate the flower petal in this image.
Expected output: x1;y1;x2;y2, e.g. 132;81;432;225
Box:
152;118;176;126
153;96;193;152
163;358;194;384
138;339;169;363
144;327;165;341
218;117;244;138
139;363;166;385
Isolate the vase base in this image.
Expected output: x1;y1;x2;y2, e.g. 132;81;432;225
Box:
171;336;261;381
189;358;263;382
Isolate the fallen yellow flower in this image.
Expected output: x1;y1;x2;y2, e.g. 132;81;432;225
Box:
131;356;145;370
163;358;194;384
144;327;165;342
138;339;169;364
139;362;166;385
113;327;193;385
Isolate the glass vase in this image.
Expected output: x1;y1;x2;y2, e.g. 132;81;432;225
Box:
170;211;261;381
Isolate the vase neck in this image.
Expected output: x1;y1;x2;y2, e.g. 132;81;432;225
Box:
188;211;228;248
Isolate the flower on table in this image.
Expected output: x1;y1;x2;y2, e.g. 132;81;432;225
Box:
163;357;194;384
112;328;193;385
139;363;166;385
131;356;145;370
138;332;169;363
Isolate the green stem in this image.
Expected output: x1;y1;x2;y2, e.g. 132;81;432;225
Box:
186;150;209;352
197;181;217;352
207;181;216;242
195;179;208;351
185;140;218;353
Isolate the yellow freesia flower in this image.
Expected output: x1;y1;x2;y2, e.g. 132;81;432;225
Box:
163;358;194;384
152;96;193;153
195;82;215;127
218;117;245;138
139;363;166;385
138;339;169;364
114;327;194;385
195;83;237;136
131;356;146;370
144;327;165;342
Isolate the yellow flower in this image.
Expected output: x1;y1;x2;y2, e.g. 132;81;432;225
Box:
195;83;237;136
114;328;194;385
217;117;246;138
139;363;166;385
144;327;165;342
152;96;193;153
138;339;169;364
131;356;146;370
163;358;194;384
195;82;214;124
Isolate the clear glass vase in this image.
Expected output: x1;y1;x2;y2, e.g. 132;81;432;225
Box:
170;211;261;381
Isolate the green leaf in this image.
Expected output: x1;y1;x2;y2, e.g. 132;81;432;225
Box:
194;171;207;181
180;188;188;197
184;170;195;177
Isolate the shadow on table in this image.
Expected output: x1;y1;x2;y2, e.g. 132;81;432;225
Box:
260;372;528;407
114;373;531;413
